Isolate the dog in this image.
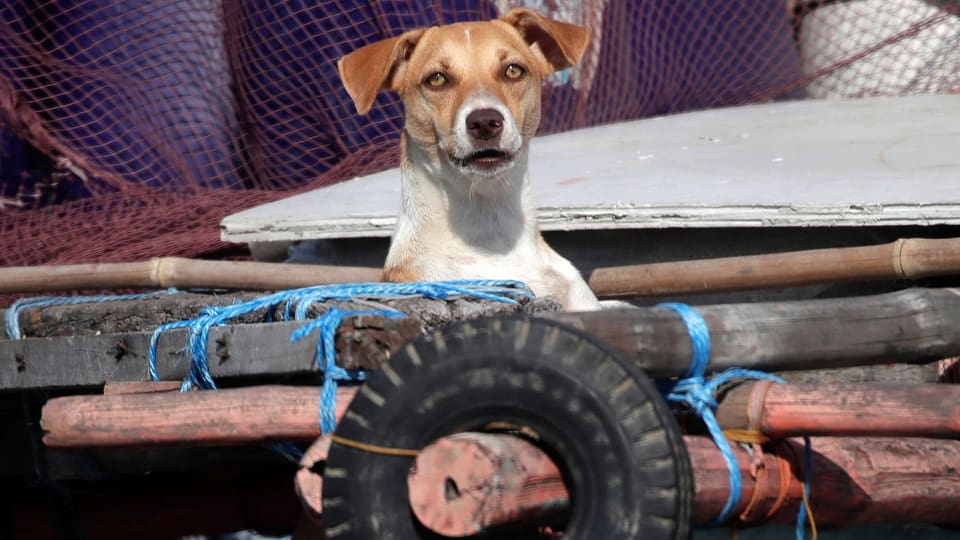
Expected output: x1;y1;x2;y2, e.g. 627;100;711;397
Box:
337;8;601;311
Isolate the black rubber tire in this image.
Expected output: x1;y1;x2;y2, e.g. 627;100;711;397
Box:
322;316;694;540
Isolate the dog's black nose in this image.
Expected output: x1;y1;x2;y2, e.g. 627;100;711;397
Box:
466;108;504;141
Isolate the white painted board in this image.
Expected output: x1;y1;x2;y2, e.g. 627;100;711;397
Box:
221;95;960;243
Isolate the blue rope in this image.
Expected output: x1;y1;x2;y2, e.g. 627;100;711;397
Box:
5;289;179;340
656;303;785;527
147;280;532;432
797;436;814;540
290;307;406;434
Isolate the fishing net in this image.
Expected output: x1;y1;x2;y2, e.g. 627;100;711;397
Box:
1;0;958;268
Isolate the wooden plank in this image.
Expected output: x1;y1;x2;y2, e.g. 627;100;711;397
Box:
2;312;426;390
221;95;960;244
2;320;324;390
4;287;958;389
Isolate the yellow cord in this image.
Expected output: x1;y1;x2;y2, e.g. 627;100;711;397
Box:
330;434;420;457
801;480;819;540
722;429;770;444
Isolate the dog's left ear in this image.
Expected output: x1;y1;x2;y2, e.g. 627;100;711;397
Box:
500;8;590;72
338;29;426;115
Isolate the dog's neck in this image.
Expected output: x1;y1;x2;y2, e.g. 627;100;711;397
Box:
396;135;539;255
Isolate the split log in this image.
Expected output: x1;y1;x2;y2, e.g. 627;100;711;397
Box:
715;381;960;438
2;237;959;297
408;433;960;535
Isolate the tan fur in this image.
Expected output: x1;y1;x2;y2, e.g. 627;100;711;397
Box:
338;8;600;310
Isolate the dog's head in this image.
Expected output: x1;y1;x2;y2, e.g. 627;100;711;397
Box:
338;9;588;185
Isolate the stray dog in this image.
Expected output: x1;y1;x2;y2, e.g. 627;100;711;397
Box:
338;8;600;310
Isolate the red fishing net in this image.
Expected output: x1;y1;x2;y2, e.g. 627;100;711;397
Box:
1;0;958;268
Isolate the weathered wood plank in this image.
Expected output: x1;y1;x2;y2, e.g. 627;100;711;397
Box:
3;320;315;389
4;288;958;389
1;295;551;389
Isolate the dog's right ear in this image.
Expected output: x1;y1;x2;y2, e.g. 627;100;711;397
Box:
338;29;426;115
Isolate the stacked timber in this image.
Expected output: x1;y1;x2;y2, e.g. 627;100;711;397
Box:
3;238;960;538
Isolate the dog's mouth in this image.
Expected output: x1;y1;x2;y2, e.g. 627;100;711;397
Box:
452;149;513;170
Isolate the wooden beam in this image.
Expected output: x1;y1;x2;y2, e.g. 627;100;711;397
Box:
43;381;960;448
408;433;960;534
7;287;960;389
543;287;960;377
1;314;423;390
715;381;960;438
41;385;358;447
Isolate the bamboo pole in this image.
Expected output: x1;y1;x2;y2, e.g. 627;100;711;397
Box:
3;237;960;296
0;257;382;294
715;381;960;438
587;236;960;298
409;433;960;534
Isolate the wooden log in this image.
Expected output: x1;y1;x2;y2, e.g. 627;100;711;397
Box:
43;386;960;531
2;237;959;297
41;385;358;447
543;287;960;377
715;381;960;438
408;433;960;535
0;256;381;294
2;293;547;389
41;377;960;449
7;287;958;390
407;433;567;535
587;237;960;298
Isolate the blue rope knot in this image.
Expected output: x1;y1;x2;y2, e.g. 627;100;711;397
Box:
656;302;786;527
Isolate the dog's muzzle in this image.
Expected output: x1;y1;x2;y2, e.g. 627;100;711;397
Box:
450;107;519;171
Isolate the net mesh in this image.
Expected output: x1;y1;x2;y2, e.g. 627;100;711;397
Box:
1;0;958;270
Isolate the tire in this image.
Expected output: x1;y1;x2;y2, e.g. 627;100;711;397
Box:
322;316;693;539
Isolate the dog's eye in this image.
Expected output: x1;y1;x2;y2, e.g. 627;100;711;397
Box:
424;72;448;87
504;64;525;79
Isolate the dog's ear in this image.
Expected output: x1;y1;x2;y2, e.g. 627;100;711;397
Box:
338;29;426;115
500;8;590;72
